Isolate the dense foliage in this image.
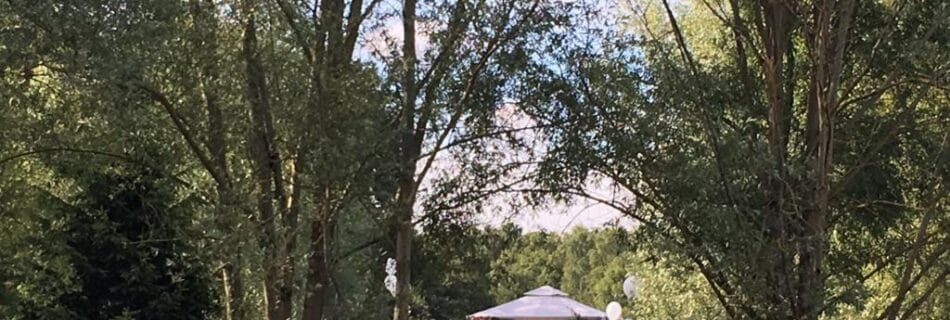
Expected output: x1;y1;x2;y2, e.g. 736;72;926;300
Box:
58;170;216;319
0;166;217;318
413;224;726;320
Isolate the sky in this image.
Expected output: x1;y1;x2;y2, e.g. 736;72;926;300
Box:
358;0;637;233
421;101;638;233
476;195;637;232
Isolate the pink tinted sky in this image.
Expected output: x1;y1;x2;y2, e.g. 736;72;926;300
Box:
361;0;636;232
475;193;637;232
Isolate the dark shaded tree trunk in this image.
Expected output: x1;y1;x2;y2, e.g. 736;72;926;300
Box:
296;0;362;317
797;1;854;318
393;1;418;319
302;198;334;320
757;1;795;316
392;178;417;320
241;6;291;319
188;1;245;317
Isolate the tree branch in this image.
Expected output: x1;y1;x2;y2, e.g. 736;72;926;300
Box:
414;0;543;189
274;0;314;63
139;84;227;187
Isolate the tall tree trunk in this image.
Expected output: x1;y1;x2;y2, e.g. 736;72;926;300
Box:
393;0;418;319
302;190;334;320
798;1;854;318
242;7;290;319
392;181;416;320
216;191;244;320
190;1;244;317
757;0;795;315
295;0;375;315
222;260;245;320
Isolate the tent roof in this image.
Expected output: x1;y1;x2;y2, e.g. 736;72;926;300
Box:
524;286;568;297
468;286;607;320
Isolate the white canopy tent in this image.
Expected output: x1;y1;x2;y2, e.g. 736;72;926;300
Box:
467;286;608;320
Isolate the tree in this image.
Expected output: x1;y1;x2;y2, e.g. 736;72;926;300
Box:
523;0;948;318
58;170;217;319
387;0;564;318
2;1;394;318
411;223;520;320
486;226;726;319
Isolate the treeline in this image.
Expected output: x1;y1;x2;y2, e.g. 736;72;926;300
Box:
411;223;724;319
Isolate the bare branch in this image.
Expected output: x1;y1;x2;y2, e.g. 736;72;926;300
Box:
274;0;314;62
139;84;227;187
415;0;543;189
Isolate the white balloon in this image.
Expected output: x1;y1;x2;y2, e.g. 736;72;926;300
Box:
385;258;397;275
623;276;640;299
384;274;397;297
606;301;622;320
